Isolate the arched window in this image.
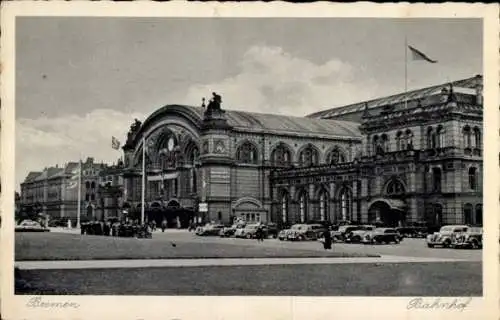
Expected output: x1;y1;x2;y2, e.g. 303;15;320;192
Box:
475;204;483;225
185;143;199;165
85;181;91;189
298;144;319;167
318;190;328;221
372;136;380;155
381;134;389;152
405;129;414;150
236;142;258;164
473;127;481;149
436;125;445;149
281;192;289;223
91;181;96;189
427;127;437;149
463;203;473;225
468;167;478;190
463;126;472;148
386;179;405;195
271;144;292;167
191;169;197;193
396;131;403;151
339;187;352;221
298;191;308;223
432;167;442;192
327;147;346;164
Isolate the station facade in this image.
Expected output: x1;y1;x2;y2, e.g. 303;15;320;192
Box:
120;75;483;228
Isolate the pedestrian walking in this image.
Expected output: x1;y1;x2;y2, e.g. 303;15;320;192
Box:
322;228;332;250
161;219;167;232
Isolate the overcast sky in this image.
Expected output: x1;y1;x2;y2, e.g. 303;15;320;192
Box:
15;17;482;189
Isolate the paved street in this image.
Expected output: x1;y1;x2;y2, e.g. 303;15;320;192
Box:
15;230;482;296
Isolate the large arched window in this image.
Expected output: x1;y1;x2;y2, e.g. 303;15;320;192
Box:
436;125;445;149
298;190;308;223
298;144;319;167
326;147;346;165
236;142;258;164
396;131;403;151
381;134;389;152
281;192;289;223
185;143;199;165
475;204;483;225
427;127;437;149
372;136;381;155
432;167;442;192
463;126;472;148
318;189;328;221
405;129;414;150
271;143;292;167
386;179;405;195
339;187;352;221
468;167;478;190
463;203;473;225
473;127;481;149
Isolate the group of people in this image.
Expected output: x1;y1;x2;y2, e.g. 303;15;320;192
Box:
80;220;153;238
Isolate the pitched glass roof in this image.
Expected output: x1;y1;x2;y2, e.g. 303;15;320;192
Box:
308;75;482;119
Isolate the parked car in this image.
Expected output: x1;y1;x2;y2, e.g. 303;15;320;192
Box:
195;223;224;236
15;220;50;232
361;228;402;244
235;224;262;239
451;227;483;249
266;222;279;239
331;225;363;242
219;223;246;237
426;225;469;248
285;223;325;241
344;225;376;243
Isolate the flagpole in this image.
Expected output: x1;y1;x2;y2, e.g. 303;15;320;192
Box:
77;158;82;228
141;137;146;224
404;35;408;109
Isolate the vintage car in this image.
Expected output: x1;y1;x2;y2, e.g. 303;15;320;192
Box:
283;223;326;241
219;223;246;237
195;223;224;236
331;225;364;242
15;220;50;232
451;227;483;249
361;228;402;244
234;224;264;239
426;225;469;248
344;225;376;243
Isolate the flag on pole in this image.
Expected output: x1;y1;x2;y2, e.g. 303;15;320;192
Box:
112;136;121;150
66;165;80;189
408;45;437;63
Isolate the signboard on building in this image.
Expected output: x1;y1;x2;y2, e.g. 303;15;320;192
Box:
199;203;208;212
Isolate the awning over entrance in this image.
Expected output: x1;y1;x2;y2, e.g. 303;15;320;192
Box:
368;198;406;211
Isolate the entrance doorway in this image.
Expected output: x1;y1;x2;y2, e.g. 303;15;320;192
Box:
368;199;406;227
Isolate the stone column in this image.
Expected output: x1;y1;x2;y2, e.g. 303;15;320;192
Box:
352;181;360;222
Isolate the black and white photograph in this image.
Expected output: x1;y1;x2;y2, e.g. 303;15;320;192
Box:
1;2;498;320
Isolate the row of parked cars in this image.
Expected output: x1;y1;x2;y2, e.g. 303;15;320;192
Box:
195;222;279;239
194;220;483;249
277;224;402;244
